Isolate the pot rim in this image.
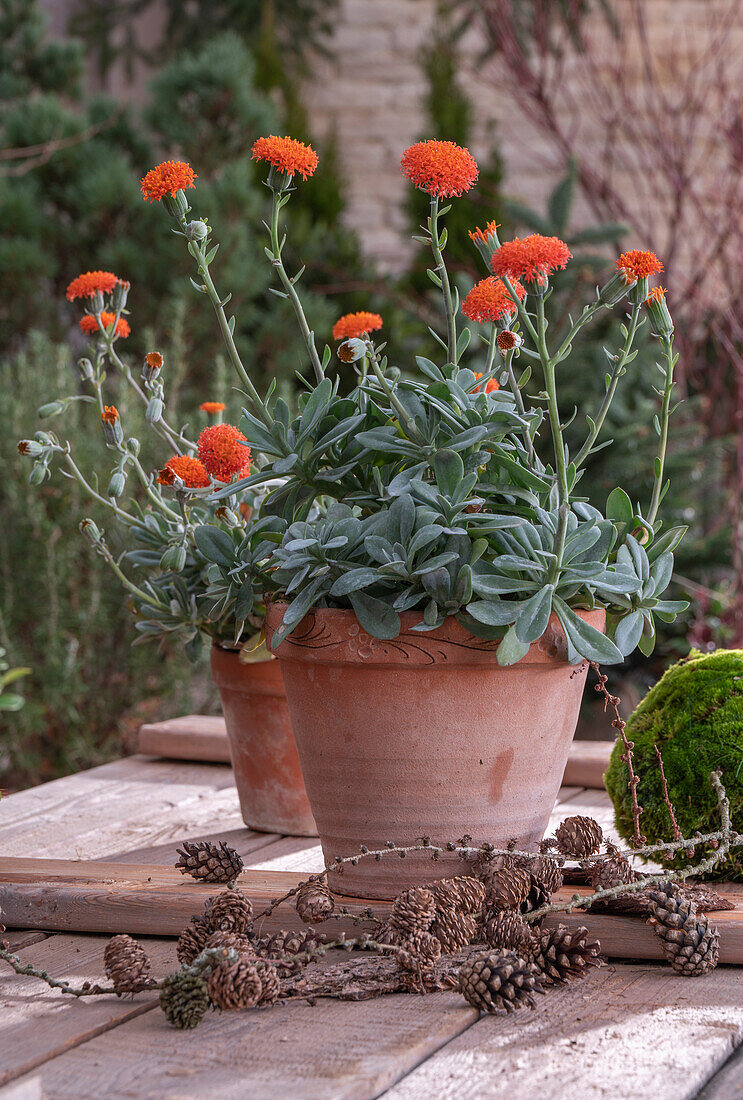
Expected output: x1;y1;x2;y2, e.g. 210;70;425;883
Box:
264;601;605;669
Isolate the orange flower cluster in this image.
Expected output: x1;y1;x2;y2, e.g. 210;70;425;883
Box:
332;312;383;341
491;234;572;285
80;312;131;339
646;285;667;303
158;455;211;489
400;140;478;198
141;161;197;202
462;277;525;324
616;250;663;281
145;352;163;371
200;401;226;415
473;372;500;394
469;221;500;245
66;271;121;301
251;136;319;180
101;405;119;423
197;423;251;482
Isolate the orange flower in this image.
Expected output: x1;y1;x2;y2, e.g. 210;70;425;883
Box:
145;352;163;371
200;401;226;414
66;271;122;301
80;312;131;339
462;277;525;324
197;423;251;482
251;135;319;180
332;311;383;341
646;285;667;303
616;250;663;281
400;140;479;198
158;455;211;489
469;221;500;245
472;372;500;394
141;160;197;202
101;405;119;423
491;235;572;284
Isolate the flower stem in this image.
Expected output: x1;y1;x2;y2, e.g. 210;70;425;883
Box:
269;188;324;383
534;297;570;578
429;196;457;364
574;303;641;469
647;334;676;526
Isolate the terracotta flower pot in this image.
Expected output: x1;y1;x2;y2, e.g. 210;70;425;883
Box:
265;603;605;899
210;645;316;836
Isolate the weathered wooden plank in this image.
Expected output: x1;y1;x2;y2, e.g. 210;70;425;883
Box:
0;933;175;1088
695;1042;743;1098
9;988;478;1100
138;715;232;763
384;964;743;1100
0;756;245;860
2;858;742;962
138;714;613;788
3;933;48;951
105;826;281;867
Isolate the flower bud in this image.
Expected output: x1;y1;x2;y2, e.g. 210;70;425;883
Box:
644;286;674;337
126;437;141;456
146;396;164;424
29;463;49;486
142;351;163;382
599;269;636;306
468;221;501;265
338;338;366;363
185;220;208;241
112;279;130;311
266;165;293;192
214;506;241;527
107;469;126;498
628;276;649;305
101;405;123;446
90;290;105;314
80;518;102;544
18;439;43;457
163;189;191;219
78;357;94;381
37;401;64;419
160;544;187;572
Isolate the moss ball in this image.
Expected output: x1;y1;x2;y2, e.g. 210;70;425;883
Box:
605;649;743;880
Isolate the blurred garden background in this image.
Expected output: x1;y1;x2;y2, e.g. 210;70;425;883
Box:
2;0;741;789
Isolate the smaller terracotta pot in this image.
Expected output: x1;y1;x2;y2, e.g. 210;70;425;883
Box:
210;645;316;836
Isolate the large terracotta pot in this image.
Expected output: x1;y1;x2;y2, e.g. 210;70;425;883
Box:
210;645;316;836
265;603;604;899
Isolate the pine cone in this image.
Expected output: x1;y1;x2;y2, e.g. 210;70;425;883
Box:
207;957;263;1010
390;887;436;935
527;855;563;898
647;883;720;976
257;961;281;1005
531;925;603;985
398;929;442;963
175;840;244;884
588;851;637;891
159;972;210;1029
176;918;211;966
483;864;532;911
103;934;152;995
372;920;399;946
428;876;486;915
204;930;255;959
395;934;441;992
458;951;542;1014
295;880;334;923
484;910;535;957
255;929;322;976
205;890;253;934
554;816;603;859
430;909;477;952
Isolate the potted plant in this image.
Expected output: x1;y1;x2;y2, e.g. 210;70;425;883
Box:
17;267;315;836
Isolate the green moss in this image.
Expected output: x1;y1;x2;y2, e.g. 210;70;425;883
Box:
605;649;743;880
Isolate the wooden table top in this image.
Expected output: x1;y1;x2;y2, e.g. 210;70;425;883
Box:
1;753;742;1099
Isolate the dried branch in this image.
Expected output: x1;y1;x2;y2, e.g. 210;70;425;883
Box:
0;945;114;998
590;661;645;845
654;743;683;846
